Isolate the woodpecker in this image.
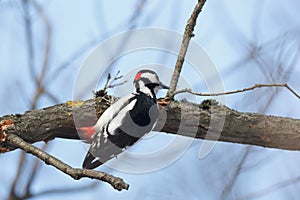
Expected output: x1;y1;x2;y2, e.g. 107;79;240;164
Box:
80;70;169;169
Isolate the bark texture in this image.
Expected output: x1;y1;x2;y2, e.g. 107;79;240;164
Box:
0;96;299;151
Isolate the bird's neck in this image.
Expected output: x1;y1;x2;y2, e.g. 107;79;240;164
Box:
136;86;156;99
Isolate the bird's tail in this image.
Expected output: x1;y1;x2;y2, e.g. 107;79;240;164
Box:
82;151;103;169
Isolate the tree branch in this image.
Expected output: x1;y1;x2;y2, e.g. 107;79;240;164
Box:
26;182;98;199
239;175;300;200
5;134;129;191
0;96;299;152
221;146;251;199
166;0;207;99
25;143;48;196
174;83;300;99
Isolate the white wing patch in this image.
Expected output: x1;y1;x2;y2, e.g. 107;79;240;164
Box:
107;99;137;135
94;93;136;133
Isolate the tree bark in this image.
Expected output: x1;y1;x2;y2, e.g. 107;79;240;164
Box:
0;96;299;151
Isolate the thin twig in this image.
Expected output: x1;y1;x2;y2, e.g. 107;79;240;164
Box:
108;82;128;89
46;0;148;88
221;146;251;198
8;151;26;200
173;83;300;99
103;70;127;91
103;73;112;91
30;0;52;108
24;182;98;199
95;71;128;97
238;176;300;200
25;143;48;196
9;0;42;199
166;0;207;99
128;0;147;29
6;134;129;191
22;0;36;83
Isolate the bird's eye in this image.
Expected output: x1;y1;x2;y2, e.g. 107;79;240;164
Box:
145;83;159;90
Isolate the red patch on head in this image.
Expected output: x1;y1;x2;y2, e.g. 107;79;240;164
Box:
134;72;143;81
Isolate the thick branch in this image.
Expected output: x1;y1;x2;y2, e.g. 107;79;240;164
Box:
0;96;299;151
5;134;129;191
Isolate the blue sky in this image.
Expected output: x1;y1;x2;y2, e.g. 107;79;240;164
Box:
1;0;300;199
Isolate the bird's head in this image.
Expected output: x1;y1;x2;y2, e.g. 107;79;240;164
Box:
133;70;169;98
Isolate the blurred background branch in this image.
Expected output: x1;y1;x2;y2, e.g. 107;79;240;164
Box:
0;0;299;199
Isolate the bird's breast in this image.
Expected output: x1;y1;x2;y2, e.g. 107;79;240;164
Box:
129;93;158;127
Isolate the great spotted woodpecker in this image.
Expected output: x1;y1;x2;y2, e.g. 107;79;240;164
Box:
80;70;169;169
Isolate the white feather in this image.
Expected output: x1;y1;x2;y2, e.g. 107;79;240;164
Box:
137;81;154;98
107;98;137;135
94;93;136;134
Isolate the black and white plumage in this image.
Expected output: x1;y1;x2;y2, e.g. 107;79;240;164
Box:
82;70;169;169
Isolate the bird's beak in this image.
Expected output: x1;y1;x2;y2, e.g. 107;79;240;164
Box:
159;82;169;89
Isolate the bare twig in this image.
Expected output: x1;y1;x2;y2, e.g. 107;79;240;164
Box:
13;0;75;197
166;0;207;99
22;143;98;199
8;1;55;199
238;176;300;200
47;0;148;88
6;134;129;191
25;182;98;199
25;143;48;196
128;0;147;29
103;73;112;91
174;83;300;99
30;0;52;108
8;151;26;200
103;70;127;91
221;146;251;198
22;0;36;82
94;71;128;97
